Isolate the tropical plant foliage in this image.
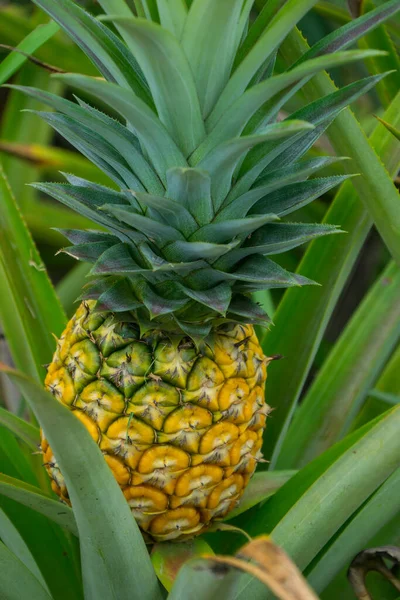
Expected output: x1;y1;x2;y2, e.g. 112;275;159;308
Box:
0;0;399;599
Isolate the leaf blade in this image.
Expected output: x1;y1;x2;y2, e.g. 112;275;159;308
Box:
2;366;162;600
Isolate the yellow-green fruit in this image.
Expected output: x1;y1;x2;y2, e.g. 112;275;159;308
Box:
43;301;270;542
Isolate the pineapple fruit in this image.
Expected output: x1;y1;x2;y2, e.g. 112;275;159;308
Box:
43;301;270;541
19;0;380;542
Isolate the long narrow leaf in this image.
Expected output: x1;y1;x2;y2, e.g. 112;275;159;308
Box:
108;17;205;156
1;366;162;600
194;50;383;163
225;470;296;521
307;468;400;594
282;29;400;262
156;0;187;38
0;165;66;381
0;474;78;537
262;90;400;468
181;0;244;117
207;0;319;129
0;506;49;589
0;21;59;86
0;407;40;451
234;406;400;599
54;74;187;183
0;541;52;600
31;0;151;102
281;261;400;468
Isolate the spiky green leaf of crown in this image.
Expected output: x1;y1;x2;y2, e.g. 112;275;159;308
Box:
12;0;398;338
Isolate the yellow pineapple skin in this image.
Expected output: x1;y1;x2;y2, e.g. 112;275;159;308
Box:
43;301;270;542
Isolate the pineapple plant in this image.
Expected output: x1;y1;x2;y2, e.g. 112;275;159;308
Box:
5;0;398;543
1;0;400;598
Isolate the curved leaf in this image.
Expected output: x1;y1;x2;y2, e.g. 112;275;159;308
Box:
263;90;400;469
31;0;151;101
156;0;187;38
0;541;52;600
0;474;78;537
54;74;187;183
283;261;400;468
225;470;296;521
207;0;319;129
0;407;40;451
109;17;205;156
196;120;314;209
181;0;244;117
0;21;59;86
152;538;214;592
196;50;383;163
0;166;66;382
234;406;400;598
1;366;162;600
307;467;400;594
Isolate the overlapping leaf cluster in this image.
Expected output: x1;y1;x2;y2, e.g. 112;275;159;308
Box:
8;0;397;338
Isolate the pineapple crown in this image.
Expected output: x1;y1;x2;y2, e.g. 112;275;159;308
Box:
9;0;394;339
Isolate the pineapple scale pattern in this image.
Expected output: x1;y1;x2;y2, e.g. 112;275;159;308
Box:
43;301;270;542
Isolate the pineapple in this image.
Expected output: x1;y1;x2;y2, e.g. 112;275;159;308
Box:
43;302;270;541
18;0;381;542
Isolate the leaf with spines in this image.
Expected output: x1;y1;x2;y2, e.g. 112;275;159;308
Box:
228;295;272;326
218;157;349;220
231;255;303;286
163;240;238;262
166;168;213;226
190;214;279;245
31;0;151;100
56;229;119;246
90;243;147;275
252;175;354;218
131;279;188;318
96;278;142;312
181;283;232;316
132;191;198;237
234;73;388;199
61;241;117;262
107;17;205;156
15;0;390;333
6;85;163;194
194;49;384;163
104;205;184;246
36;111;141;191
53;74;187;182
206;0;322;128
195;120;315;209
32;182;132;237
297;0;400;63
216;223;340;270
181;0;244;118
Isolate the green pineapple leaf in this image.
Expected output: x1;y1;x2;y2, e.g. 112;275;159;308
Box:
0;407;40;451
181;0;244;118
307;467;400;594
0;542;52;600
1;365;162;600
107;17;205;156
156;0;188;38
53;73;187;182
32;0;151;100
207;0;321;128
0;474;78;537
